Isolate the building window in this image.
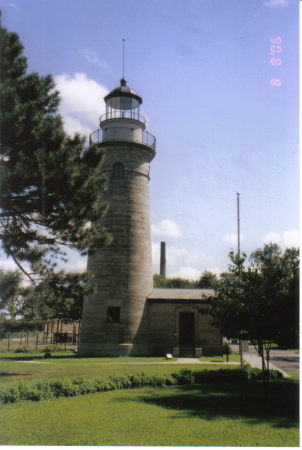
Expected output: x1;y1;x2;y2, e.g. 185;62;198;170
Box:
113;162;124;177
107;307;120;323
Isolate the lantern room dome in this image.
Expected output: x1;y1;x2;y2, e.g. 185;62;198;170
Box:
104;78;142;110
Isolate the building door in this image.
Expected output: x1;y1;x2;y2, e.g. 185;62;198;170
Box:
179;312;195;356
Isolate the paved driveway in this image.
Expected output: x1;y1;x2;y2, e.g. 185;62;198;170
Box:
269;349;299;373
231;344;299;375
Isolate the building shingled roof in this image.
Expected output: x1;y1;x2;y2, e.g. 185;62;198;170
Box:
147;288;214;300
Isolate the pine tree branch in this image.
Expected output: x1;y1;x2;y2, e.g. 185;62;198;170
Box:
6;247;37;287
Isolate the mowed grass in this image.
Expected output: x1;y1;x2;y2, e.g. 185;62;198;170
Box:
0;351;237;385
0;352;298;446
0;381;298;446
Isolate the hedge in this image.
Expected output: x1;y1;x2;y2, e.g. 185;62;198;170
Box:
0;368;282;404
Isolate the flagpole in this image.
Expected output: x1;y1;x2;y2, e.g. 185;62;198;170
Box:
237;192;244;368
237;192;240;255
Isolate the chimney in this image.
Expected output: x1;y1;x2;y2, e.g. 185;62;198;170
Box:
160;241;166;277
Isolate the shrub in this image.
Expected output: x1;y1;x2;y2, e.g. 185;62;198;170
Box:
0;368;283;405
94;378;115;392
17;383;43;401
0;386;20;403
171;369;194;384
246;367;282;381
109;375;131;389
72;377;96;394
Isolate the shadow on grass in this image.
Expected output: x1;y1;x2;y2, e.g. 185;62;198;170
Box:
118;380;299;429
0;354;77;361
0;354;171;362
0;372;32;378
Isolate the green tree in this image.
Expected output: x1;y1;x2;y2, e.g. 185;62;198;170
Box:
250;245;299;349
0;270;22;318
20;270;92;321
153;274;197;288
210;244;299;384
0;21;111;284
197;270;218;289
153;274;168;287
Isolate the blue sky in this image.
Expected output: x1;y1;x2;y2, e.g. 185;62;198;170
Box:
0;0;299;278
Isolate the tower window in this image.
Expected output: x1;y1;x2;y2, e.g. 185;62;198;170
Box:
107;307;120;323
113;162;124;177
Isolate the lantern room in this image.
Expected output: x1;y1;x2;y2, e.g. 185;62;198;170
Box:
101;78;145;124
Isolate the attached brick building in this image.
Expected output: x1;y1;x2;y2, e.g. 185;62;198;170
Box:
147;289;221;356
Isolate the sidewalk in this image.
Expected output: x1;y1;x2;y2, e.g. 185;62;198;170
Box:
174;358;240;365
243;352;290;377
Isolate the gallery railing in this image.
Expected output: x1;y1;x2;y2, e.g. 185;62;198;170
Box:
89;127;156;151
100;110;146;124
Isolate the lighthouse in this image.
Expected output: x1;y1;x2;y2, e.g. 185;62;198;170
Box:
78;77;156;356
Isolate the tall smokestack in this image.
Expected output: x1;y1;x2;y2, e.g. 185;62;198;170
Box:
160;241;166;277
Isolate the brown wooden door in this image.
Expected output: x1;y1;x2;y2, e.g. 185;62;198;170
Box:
179;312;195;356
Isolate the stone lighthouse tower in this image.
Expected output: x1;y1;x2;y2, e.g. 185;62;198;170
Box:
78;77;156;356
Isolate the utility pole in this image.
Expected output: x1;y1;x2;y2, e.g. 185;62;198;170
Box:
237;192;240;256
237;192;244;368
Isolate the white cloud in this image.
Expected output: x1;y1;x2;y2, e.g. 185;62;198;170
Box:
223;233;244;246
63;258;87;273
152;242;205;268
63;116;93;137
262;0;288;7
54;248;87;273
152;241;218;279
262;232;282;245
0;257;34;287
167;246;202;266
0;258;19;272
151;219;182;239
170;267;201;280
170;266;222;281
54;73;108;137
78;49;109;70
262;229;299;248
283;230;299;248
152;242;161;267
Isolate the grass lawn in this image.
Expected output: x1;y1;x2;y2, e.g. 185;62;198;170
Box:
0;381;298;446
0;351;237;385
287;371;299;381
0;352;298;446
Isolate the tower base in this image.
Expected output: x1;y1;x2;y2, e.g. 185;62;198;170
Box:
77;342;151;357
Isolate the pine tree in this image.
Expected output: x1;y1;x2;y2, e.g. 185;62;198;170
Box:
0;20;111;284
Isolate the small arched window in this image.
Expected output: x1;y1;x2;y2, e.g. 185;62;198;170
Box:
113;162;124;177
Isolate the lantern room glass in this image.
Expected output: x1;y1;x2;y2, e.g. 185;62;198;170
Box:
105;96;141;121
107;95;140;111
